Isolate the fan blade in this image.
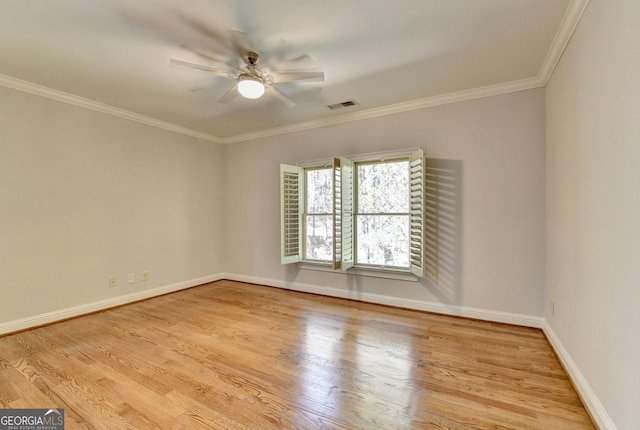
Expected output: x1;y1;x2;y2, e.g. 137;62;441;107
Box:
179;44;235;69
286;54;314;64
230;30;253;57
169;59;236;79
268;86;296;108
270;71;325;84
173;13;230;52
267;40;314;67
217;84;239;103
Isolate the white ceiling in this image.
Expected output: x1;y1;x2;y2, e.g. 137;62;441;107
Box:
0;0;583;143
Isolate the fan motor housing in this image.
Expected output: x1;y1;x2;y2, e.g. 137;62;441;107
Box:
242;51;260;66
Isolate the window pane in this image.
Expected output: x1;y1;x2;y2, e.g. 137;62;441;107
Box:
357;161;409;213
305;215;333;261
306;168;333;213
356;215;409;267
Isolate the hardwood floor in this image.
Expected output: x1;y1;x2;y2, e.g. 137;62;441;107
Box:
0;280;594;429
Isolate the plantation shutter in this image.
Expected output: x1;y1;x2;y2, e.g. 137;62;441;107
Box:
409;148;425;277
340;157;354;270
332;158;342;270
280;164;303;264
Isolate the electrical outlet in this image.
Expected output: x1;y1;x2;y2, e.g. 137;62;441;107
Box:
108;277;117;288
141;271;149;281
128;273;135;284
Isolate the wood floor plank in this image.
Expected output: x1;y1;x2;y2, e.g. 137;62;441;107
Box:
0;280;595;429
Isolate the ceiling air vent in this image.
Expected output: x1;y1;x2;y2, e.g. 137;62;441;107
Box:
327;99;359;110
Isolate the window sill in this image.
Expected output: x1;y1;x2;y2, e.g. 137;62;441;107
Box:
297;262;419;282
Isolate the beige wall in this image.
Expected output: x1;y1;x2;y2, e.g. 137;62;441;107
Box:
545;1;640;428
222;89;546;322
0;86;225;326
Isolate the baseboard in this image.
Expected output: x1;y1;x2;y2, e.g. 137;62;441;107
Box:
542;320;617;430
2;272;614;428
220;273;543;328
0;273;225;336
223;273;618;427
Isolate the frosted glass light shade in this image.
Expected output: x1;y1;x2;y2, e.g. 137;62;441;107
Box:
238;77;265;99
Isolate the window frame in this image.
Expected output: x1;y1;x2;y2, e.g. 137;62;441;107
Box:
281;148;424;280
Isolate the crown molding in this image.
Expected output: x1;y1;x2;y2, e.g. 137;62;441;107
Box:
0;0;588;145
0;72;544;146
538;0;590;84
0;74;222;144
220;76;545;144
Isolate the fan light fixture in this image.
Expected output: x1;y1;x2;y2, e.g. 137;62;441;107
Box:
170;32;324;107
237;75;265;99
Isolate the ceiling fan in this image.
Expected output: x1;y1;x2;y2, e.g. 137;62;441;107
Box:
169;30;324;108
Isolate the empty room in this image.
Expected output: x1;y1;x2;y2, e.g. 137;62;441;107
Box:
0;0;638;429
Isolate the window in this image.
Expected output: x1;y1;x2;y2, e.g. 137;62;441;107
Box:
280;148;424;277
356;159;410;268
304;167;333;261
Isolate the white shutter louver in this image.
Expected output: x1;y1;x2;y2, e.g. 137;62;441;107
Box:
332;158;342;270
409;148;425;277
280;164;302;264
340;157;354;270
